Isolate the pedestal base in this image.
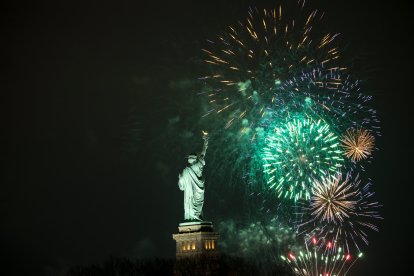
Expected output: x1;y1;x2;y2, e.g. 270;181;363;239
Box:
172;221;219;259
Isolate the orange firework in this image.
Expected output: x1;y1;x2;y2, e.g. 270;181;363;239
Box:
310;173;356;223
341;129;375;162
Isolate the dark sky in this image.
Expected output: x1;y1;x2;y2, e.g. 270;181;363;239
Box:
2;0;413;275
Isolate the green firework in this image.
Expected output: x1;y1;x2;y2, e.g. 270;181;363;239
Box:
262;116;344;201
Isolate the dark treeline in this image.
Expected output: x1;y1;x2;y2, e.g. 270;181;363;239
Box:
66;255;290;276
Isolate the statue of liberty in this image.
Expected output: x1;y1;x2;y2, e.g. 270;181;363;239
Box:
178;131;209;221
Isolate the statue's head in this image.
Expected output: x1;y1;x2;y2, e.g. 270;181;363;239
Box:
187;153;197;164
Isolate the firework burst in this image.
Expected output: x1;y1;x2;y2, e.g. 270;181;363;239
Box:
297;173;381;252
341;129;375;162
261;116;344;201
309;173;356;224
200;0;341;132
194;0;383;269
277;68;381;137
282;239;363;276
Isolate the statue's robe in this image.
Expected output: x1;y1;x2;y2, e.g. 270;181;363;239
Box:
178;157;205;221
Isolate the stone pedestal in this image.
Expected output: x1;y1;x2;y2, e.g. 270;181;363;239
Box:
172;221;219;259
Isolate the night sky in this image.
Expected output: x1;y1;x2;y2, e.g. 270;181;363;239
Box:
2;0;413;275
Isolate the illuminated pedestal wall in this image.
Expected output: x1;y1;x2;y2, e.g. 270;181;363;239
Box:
172;222;219;259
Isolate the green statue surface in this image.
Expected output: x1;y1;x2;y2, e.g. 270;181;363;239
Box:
178;132;209;221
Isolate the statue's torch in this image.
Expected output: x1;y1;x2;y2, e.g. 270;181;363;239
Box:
202;130;209;140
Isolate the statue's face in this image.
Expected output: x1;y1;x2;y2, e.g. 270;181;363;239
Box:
188;155;197;164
